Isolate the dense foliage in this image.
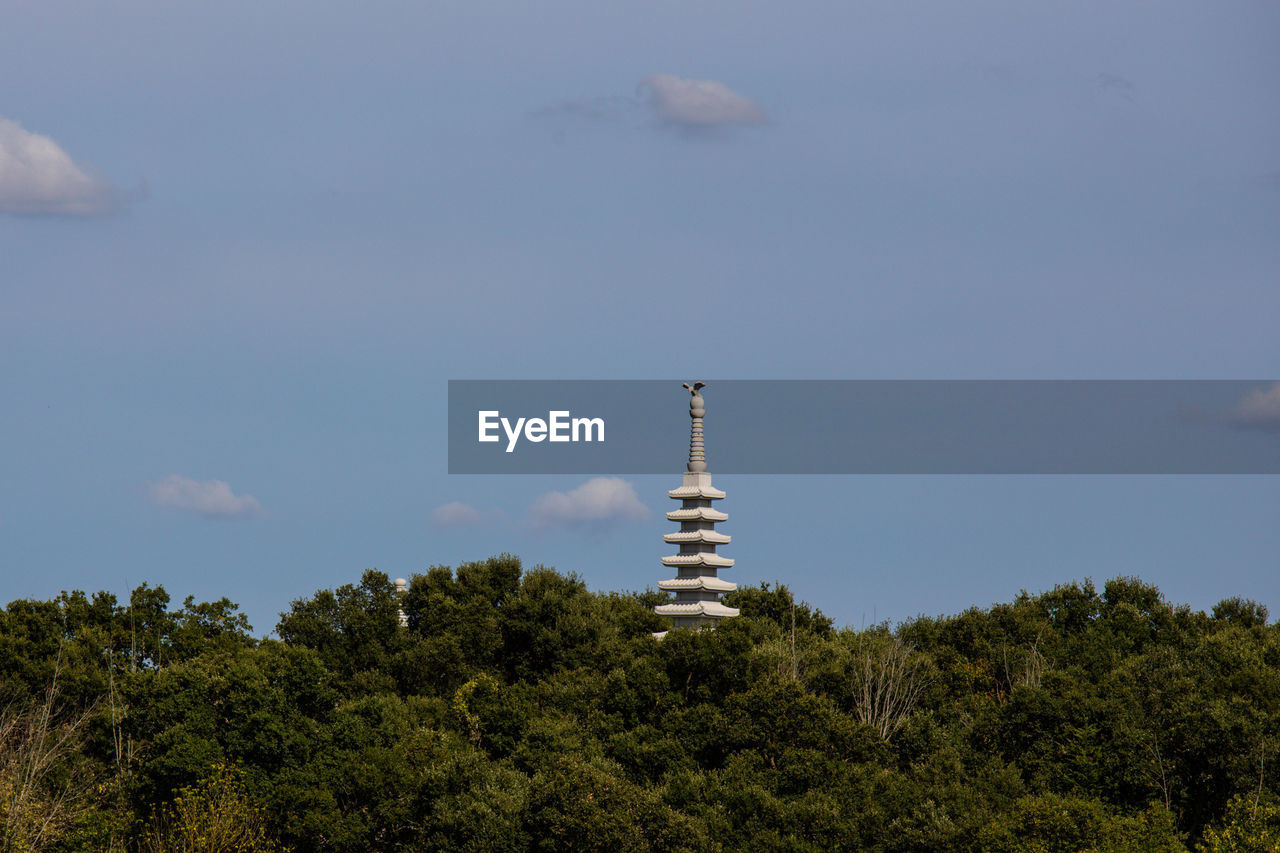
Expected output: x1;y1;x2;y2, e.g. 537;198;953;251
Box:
0;557;1276;851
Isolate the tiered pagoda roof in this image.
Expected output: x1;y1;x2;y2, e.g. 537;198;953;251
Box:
654;382;739;633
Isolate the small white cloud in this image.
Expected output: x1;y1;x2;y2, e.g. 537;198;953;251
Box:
430;501;485;528
527;477;650;529
1226;383;1280;430
430;502;505;528
149;475;263;518
0;116;134;216
639;74;768;129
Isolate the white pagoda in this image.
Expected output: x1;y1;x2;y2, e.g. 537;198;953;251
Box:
654;382;739;631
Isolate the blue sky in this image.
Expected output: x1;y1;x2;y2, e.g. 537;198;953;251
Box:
2;1;1277;634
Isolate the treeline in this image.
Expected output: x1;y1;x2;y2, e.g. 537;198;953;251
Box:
0;556;1277;851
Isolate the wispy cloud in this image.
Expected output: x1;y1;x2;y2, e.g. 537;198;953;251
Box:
535;74;768;138
1225;383;1280;431
149;475;263;518
527;477;650;530
431;501;483;527
533;95;639;124
639;74;768;130
0;116;140;216
429;501;504;528
1095;72;1136;102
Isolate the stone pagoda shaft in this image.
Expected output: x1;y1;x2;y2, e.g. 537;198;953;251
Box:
654;382;739;629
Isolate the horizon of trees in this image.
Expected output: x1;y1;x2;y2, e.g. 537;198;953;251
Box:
1;556;1277;851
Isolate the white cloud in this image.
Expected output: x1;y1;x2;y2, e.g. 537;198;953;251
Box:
527;477;650;529
1226;383;1280;430
639;74;768;129
149;475;263;518
0;116;131;215
430;501;485;528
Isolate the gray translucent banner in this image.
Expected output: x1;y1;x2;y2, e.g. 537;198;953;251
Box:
448;380;1280;474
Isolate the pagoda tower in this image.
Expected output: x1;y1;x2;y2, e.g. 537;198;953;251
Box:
654;382;739;630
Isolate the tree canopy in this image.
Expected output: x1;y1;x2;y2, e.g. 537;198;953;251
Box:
0;556;1275;851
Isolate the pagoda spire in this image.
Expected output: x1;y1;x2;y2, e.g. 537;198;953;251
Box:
654;382;739;632
685;381;707;473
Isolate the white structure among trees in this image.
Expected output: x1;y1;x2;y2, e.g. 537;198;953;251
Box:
654;382;739;631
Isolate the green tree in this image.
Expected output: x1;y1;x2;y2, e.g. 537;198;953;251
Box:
140;763;282;853
1197;793;1280;853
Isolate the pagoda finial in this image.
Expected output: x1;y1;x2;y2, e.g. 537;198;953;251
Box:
682;381;707;473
